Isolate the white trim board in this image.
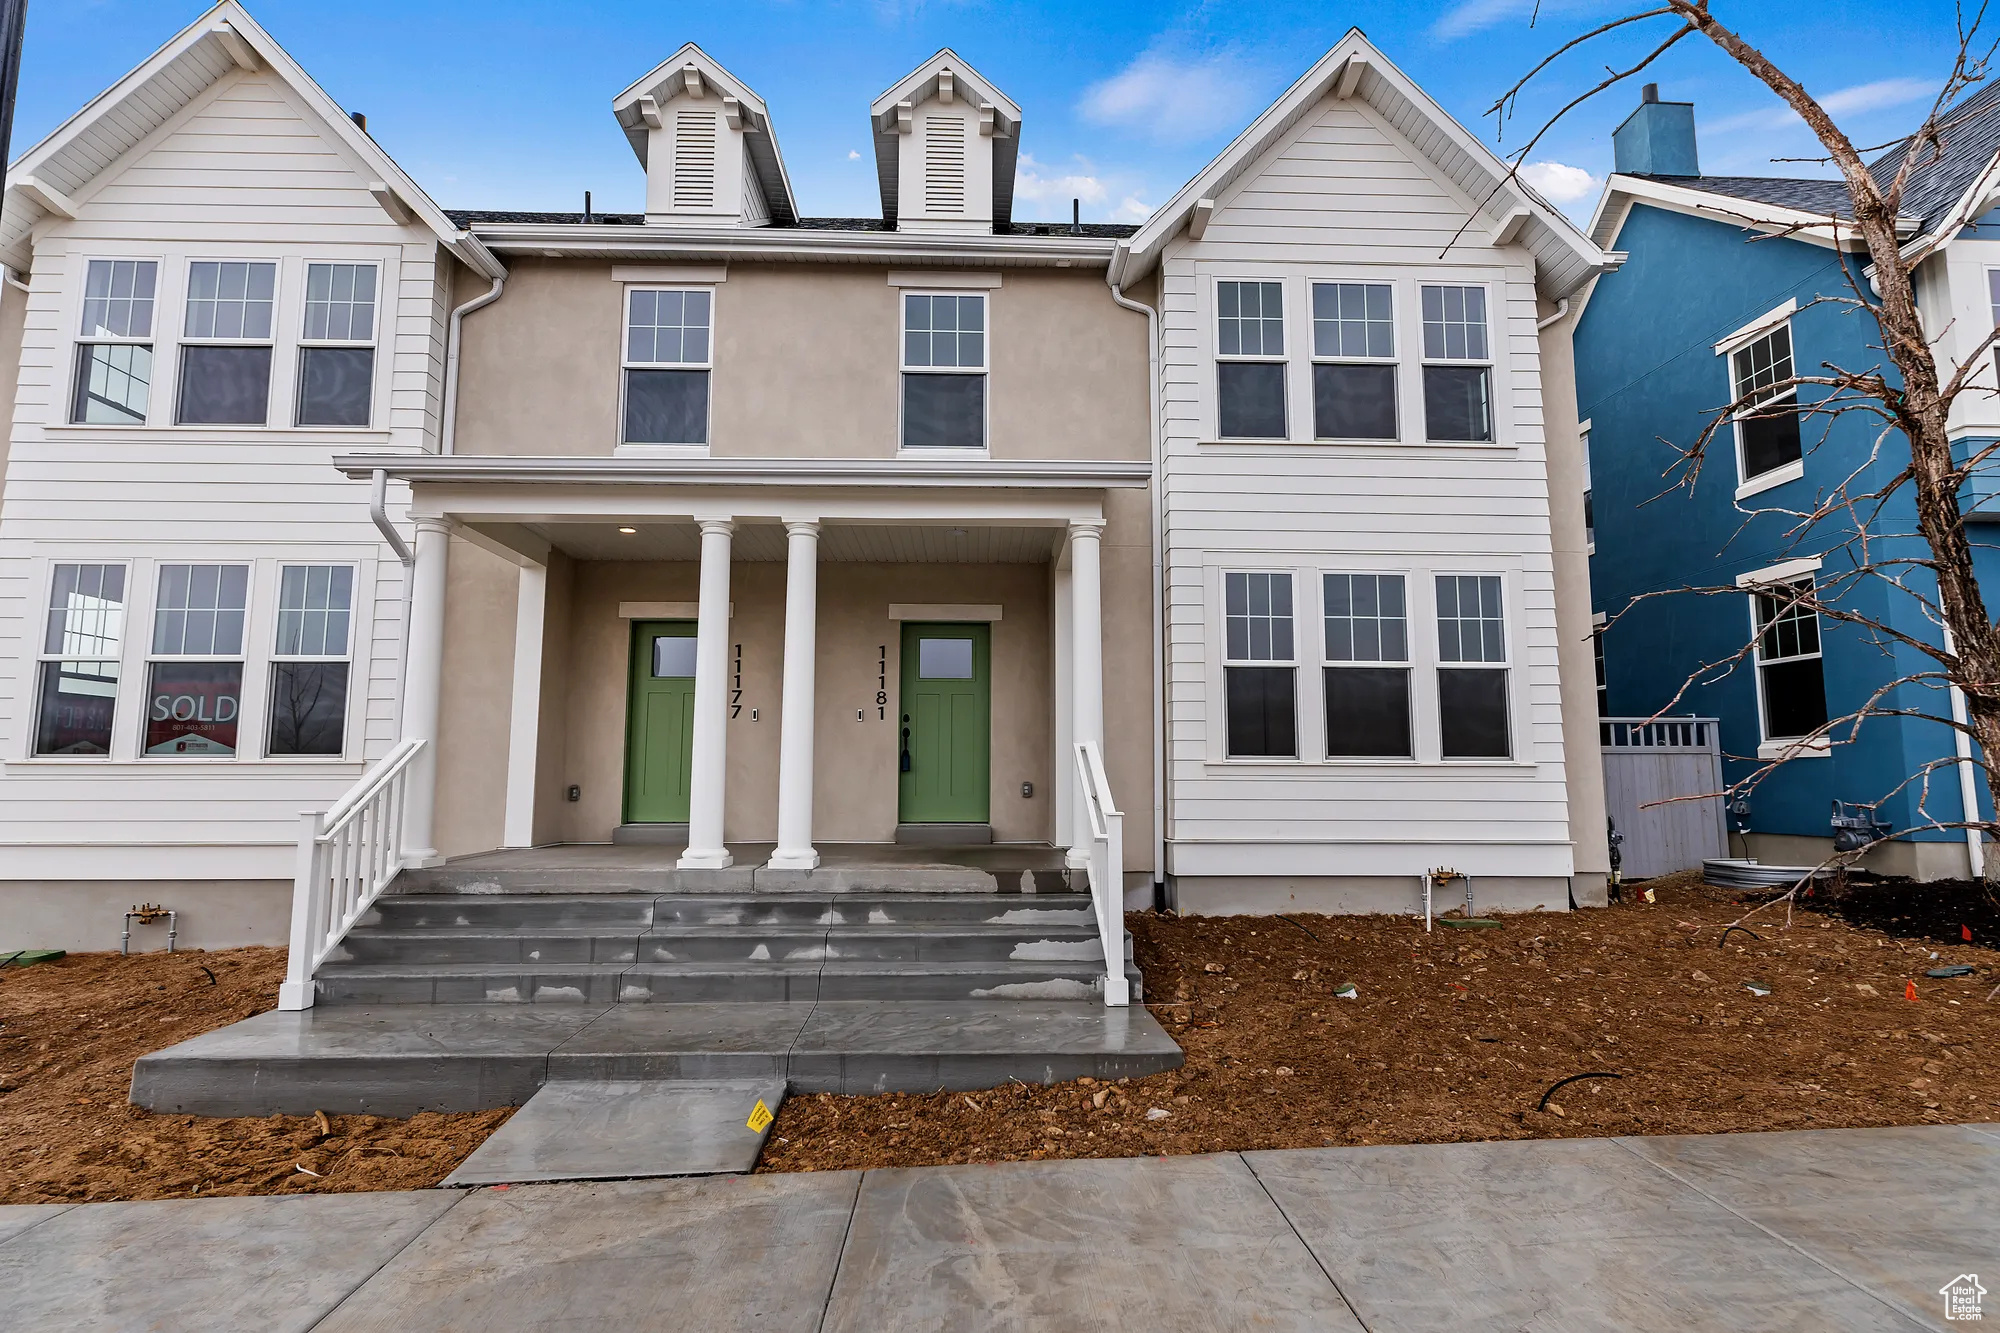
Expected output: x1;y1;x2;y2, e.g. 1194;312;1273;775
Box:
611;265;728;284
1736;555;1823;587
886;271;1002;288
1715;298;1798;357
888;603;1001;621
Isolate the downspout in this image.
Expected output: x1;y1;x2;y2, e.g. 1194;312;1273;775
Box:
1945;624;1986;877
440;274;505;455
372;468;416;740
1535;297;1570;331
1107;244;1168;896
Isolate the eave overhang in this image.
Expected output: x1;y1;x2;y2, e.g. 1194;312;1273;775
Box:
461;222;1116;267
1588;173;1920;254
335;455;1152;488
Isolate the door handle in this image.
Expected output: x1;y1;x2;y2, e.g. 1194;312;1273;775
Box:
900;716;912;773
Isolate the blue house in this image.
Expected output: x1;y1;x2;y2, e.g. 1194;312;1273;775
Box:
1576;83;2000;880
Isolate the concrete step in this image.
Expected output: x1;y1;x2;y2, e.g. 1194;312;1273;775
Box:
816;960;1142;1002
368;895;656;930
315;964;631;1006
329;931;644;966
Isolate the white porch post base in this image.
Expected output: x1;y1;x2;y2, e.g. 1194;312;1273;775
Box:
769;520;821;871
680;518;735;871
1066;519;1106;868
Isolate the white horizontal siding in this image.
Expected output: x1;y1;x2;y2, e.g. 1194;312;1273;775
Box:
1160;91;1574;879
0;67;439;882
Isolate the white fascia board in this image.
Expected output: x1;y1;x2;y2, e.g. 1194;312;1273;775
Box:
334;454;1153;489
1735;554;1823;587
869;49;1021;124
1714;297;1799;357
1600;175;1915;256
1119;30;1608;290
611;264;728;284
887;271;1001;288
466;222;1114;268
1900;150;2000;266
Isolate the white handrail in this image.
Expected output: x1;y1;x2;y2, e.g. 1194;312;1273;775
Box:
278;738;425;1011
1073;740;1131;1007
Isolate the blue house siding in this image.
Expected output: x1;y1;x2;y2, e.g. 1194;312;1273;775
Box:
1580;202;1982;854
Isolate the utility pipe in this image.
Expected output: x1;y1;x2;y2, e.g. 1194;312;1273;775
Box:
440;275;505;455
1108;271;1168;899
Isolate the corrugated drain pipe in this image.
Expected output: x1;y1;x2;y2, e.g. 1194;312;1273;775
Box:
1107;257;1168;901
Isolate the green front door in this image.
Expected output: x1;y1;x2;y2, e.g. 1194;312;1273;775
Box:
624;621;697;823
898;623;991;823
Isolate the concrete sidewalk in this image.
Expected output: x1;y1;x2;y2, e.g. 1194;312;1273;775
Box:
3;1124;1995;1331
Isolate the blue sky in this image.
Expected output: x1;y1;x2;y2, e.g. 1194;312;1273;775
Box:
10;0;1977;223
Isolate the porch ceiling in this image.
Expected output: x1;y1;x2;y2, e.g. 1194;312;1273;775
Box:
525;521;1062;563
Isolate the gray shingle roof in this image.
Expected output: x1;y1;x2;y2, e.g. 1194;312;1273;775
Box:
444;209;1139;239
1628;173;1856;218
1868;79;2000;233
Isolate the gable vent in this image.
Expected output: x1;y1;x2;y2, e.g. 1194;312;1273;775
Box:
674;109;718;209
924;116;966;213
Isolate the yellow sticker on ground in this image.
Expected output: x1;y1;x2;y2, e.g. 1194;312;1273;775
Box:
747;1099;774;1133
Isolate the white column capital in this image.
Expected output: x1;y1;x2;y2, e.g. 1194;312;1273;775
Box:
697;517;736;538
1067;518;1107;540
783;519;822;539
412;516;455;538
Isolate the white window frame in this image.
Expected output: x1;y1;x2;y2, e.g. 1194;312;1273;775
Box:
1319;569;1415;762
1580;418;1596;553
174;258;280;428
897;288;989;455
266;562;359;759
1308;280;1399;443
1418;282;1496;444
1716;300;1806;497
1744;567;1831;758
617;284;716;456
30;560;131;760
294;260;380;430
70;258;161;428
1212;277;1289;442
1432;570;1515;762
141;561;254;761
1219;567;1301;761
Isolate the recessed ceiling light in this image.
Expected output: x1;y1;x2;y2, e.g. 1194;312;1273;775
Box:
618;527;637;534
948;527;967;537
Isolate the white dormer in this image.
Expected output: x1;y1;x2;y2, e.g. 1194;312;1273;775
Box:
870;51;1021;234
614;44;797;228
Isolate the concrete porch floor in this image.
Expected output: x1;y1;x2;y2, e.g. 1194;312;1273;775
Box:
407;842;1077;895
4;1124;1993;1330
444;842;1074;873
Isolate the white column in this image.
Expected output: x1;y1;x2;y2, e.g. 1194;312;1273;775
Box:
769;520;821;870
401;518;452;867
1052;561;1074;850
680;518;735;870
502;561;547;849
1067;519;1105;869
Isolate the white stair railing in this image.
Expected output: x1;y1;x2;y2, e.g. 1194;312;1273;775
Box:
1073;740;1131;1007
278;738;425;1011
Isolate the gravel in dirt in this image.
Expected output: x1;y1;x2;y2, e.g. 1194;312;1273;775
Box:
0;948;509;1204
756;872;2000;1174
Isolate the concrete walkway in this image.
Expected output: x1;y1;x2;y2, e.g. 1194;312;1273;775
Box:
3;1124;1995;1331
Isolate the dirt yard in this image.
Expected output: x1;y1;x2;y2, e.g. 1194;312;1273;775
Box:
757;872;2000;1172
0;947;508;1204
5;873;1997;1200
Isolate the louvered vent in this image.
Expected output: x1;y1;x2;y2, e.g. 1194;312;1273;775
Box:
674;110;718;209
924;116;966;213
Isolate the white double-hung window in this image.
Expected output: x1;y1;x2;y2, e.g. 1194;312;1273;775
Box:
623;288;712;445
1322;572;1412;757
1223;570;1297;757
1435;573;1510;758
1731;323;1803;483
1421;284;1493;442
145;563;250;757
902;292;986;449
268;564;355;756
33;563;127;756
296;262;377;427
1311;283;1398;441
72;259;157;425
178;260;277;426
1215;280;1286;439
1750;578;1827;744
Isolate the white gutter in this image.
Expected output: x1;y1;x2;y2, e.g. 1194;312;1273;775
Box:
1945;624;1986;877
440;275;505;455
464;222;1117;268
369;468;414;565
1108;256;1168;896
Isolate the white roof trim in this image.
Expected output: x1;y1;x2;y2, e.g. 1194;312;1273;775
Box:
612;42;798;225
1589;174;1918;254
335;454;1151;488
1714;298;1798;357
464;221;1113;268
1;0;502;278
1736;554;1823;587
1112;30;1610;298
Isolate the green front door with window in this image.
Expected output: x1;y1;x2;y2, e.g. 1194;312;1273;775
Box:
624;621;697;824
897;623;990;823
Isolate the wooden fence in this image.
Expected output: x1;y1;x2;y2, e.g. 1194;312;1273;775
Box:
1600;717;1728;879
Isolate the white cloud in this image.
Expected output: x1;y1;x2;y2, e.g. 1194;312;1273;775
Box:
848;149;862;161
1432;0;1596;41
1015;153;1109;207
1013;153;1155;224
1080;48;1262;144
1519;161;1600;204
1112;195;1153;224
1706;77;1936;136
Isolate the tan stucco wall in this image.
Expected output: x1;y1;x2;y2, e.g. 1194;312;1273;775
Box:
451;261;1149;463
434;535;520;859
1541;302;1612;901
